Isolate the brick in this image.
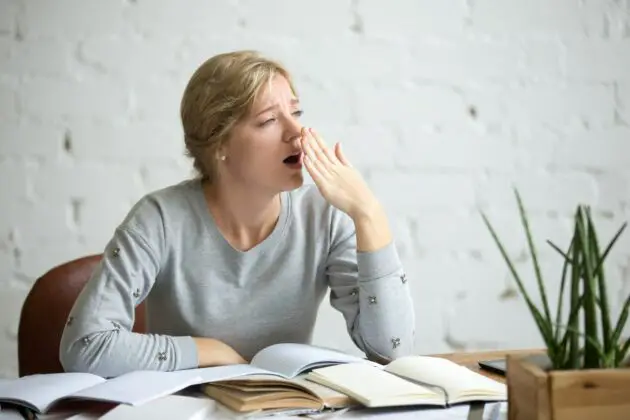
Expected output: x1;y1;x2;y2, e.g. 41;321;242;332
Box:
3;38;75;78
19;78;130;122
139;161;191;194
368;172;476;217
593;174;629;214
464;84;615;126
470;0;605;37
127;0;239;37
285;37;412;85
176;34;298;83
408;39;562;83
18;238;89;279
0;0;19;35
239;0;353;37
21;0;130;38
411;210;575;261
0;121;63;157
565;40;630;82
291;79;356;126
129;76;186;123
78;197;140;252
32;162;145;203
446;295;547;349
359;0;467;39
551;128;630;169
475;172;600;215
0;79;18;120
79;35;181;80
619;82;630;125
0;246;16;289
309;124;399;169
2;199;75;250
0;159;37;203
312;301;366;357
356;84;466;126
69;121;185;162
0;281;29;377
397;126;555;171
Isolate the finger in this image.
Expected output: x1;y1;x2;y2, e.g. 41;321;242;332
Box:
308;128;337;164
301;133;330;173
303;153;327;184
334;142;353;167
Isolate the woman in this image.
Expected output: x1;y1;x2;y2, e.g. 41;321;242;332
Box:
59;50;415;378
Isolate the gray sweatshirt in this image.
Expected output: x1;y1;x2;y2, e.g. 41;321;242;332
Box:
59;180;416;378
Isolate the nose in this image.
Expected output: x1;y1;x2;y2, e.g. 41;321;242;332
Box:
283;118;303;144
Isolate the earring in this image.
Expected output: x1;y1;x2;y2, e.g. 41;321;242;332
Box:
219;155;226;161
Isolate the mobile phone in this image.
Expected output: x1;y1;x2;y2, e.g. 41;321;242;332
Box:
478;358;507;376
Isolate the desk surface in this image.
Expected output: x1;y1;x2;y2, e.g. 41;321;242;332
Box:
433;348;545;383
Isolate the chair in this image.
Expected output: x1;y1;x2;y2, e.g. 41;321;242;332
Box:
17;254;147;377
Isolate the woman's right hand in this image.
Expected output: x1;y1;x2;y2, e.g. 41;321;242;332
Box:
193;337;248;367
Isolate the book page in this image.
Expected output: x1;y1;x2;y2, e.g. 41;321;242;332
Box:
384;356;507;403
250;343;374;378
306;364;445;408
193;364;280;383
68;369;204;406
0;372;105;413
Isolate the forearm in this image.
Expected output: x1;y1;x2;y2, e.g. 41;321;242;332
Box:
352;243;416;362
352;204;393;253
60;329;198;378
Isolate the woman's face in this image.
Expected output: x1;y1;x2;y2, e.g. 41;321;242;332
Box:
218;74;305;194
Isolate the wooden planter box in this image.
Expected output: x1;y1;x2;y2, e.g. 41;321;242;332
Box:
507;355;630;420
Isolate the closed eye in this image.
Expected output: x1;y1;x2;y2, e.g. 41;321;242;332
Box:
259;110;304;127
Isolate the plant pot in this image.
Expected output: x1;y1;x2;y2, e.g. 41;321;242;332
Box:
507;354;630;420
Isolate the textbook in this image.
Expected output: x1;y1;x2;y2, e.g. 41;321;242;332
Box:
305;355;507;408
0;343;370;414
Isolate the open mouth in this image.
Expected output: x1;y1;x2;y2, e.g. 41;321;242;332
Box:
283;153;302;165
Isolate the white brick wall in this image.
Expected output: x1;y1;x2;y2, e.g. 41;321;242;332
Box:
1;0;630;378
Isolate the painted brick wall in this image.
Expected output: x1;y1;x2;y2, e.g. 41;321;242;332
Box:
1;0;629;378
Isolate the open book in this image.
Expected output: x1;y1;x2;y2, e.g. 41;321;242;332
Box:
305;355;507;408
0;343;369;414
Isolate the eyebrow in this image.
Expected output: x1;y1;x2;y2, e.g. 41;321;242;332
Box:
255;98;300;117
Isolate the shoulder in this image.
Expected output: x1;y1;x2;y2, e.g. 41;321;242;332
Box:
118;179;200;240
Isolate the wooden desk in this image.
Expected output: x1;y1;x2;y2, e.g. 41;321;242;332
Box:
433;348;545;383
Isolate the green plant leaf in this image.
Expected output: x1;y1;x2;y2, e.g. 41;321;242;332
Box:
480;210;555;348
556;322;606;366
513;189;553;326
569;215;582;369
611;295;630;349
553;236;575;344
559;294;584;368
576;207;600;369
586;208;612;353
587;221;627;281
546;239;575;263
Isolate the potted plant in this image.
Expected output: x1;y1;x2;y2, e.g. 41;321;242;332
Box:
481;189;630;420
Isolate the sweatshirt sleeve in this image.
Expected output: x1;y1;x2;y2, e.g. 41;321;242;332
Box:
59;205;198;378
325;209;416;364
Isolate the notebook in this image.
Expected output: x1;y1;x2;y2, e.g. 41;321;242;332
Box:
0;343;371;414
202;373;357;413
305;356;507;408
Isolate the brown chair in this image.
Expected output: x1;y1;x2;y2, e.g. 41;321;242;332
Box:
17;254;147;377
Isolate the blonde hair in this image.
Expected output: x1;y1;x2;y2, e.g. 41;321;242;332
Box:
180;50;296;182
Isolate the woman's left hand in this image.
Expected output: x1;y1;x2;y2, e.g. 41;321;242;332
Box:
301;127;380;221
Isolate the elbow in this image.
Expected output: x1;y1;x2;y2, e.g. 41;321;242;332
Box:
59;331;120;378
